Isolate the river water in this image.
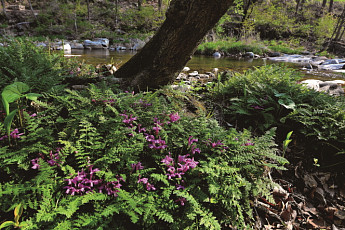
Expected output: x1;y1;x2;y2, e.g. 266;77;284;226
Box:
67;49;345;81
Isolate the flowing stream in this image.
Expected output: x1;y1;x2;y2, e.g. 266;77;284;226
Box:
67;49;345;81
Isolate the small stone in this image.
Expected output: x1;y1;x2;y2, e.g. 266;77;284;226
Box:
188;71;199;77
182;67;190;72
213;52;221;58
243;52;254;58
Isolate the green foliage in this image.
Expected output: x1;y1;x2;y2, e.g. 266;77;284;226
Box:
282;131;293;157
1;82;41;145
207;65;345;166
249;3;296;38
209;65;303;133
314;13;337;45
0;38;64;93
197;39;267;55
119;6;164;33
0;82;286;229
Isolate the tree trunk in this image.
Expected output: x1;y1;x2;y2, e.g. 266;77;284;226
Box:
138;0;142;10
242;0;258;22
329;0;334;13
158;0;162;11
114;0;234;90
27;0;37;20
1;0;7;18
295;0;300;13
322;0;327;8
115;0;119;26
87;0;90;21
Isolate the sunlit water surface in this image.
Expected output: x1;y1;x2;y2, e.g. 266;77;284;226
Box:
67;49;345;81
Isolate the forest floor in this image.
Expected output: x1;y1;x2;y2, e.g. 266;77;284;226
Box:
258;152;345;229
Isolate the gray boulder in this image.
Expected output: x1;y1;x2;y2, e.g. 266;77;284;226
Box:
131;39;146;50
243;52;254;58
268;52;281;57
301;79;345;96
116;46;127;51
213;52;221;58
70;41;84;49
182;67;190;72
321;59;340;65
83;38;109;49
36;42;47;48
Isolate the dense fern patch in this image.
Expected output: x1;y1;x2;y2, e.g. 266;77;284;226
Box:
0;83;287;229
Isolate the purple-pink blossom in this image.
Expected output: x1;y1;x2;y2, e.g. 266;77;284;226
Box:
31;158;40;169
147;136;167;150
176;184;185;190
243;140;254;146
131;162;144;172
0;128;24;141
161;154;174;166
175;197;187;206
169;112;180;123
64;165;123;197
146;183;156;191
188;136;198;146
137;176;148;184
251;105;264;110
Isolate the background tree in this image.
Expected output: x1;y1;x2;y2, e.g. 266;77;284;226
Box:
1;0;7;18
329;0;334;13
27;0;37;20
87;0;90;21
158;0;162;11
114;0;234;90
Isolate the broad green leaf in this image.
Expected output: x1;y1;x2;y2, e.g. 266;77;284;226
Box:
25;93;42;101
14;203;24;223
286;131;293;140
1;96;9;116
0;221;15;229
4;109;18;138
278;98;295;110
283;139;292;147
274;93;286;97
1;82;29;104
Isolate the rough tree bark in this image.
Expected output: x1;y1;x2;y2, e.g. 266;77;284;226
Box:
114;0;234;90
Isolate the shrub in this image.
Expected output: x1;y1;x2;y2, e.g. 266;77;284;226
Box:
0;84;286;229
0;38;65;93
196;40;267;55
207;65;345;167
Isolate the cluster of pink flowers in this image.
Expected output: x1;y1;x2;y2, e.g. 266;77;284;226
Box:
64;165;124;196
31;148;63;169
162;153;199;180
120;112;181;150
243;139;255;146
132;162;156;191
0;128;24;141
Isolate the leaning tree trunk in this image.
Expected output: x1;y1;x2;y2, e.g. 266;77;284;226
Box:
114;0;234;90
